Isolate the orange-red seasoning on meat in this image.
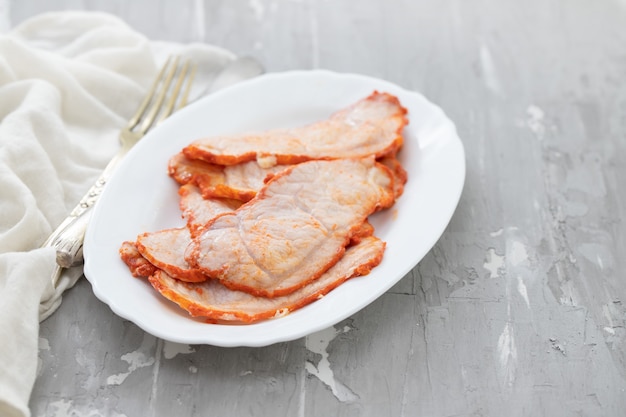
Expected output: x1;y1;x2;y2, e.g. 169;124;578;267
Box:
148;236;385;324
185;158;395;298
182;91;408;167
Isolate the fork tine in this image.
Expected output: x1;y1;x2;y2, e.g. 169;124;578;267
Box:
138;55;180;134
177;62;197;111
158;58;195;123
126;56;173;130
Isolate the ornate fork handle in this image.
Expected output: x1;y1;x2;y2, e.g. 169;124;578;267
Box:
43;150;127;268
42;56;194;272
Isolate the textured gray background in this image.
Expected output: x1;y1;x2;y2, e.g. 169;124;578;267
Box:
7;0;626;416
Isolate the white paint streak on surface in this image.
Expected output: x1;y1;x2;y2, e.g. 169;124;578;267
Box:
149;338;164;417
516;276;530;308
106;334;156;385
305;325;358;402
49;398;128;417
490;228;504;237
37;337;51;376
507;241;528;266
596;254;604;270
604;327;616;335
484;248;505;278
297;344;307;417
479;44;502;95
163;341;195;359
526;105;546;140
497;321;517;388
508;238;531;306
49;399;72;417
602;304;616;329
497;232;523;389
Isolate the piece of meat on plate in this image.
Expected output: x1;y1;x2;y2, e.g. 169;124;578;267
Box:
122;184;242;282
169;153;287;202
178;184;242;237
119;241;158;278
149;236;385;323
185;158;395;298
378;153;408;199
182;91;408;167
135;228;208;283
170;151;408;204
125;192;373;285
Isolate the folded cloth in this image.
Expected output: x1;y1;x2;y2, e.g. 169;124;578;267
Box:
0;11;235;417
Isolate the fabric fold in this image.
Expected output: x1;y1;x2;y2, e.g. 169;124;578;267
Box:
0;11;235;417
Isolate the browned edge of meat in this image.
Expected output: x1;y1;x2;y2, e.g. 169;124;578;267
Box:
181;91;408;167
378;153;408;199
168;152;258;202
148;238;386;324
135;229;209;283
119;241;157;278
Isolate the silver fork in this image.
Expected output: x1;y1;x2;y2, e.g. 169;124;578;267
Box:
44;56;196;285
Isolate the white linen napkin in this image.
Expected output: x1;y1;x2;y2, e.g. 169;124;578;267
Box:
0;11;235;417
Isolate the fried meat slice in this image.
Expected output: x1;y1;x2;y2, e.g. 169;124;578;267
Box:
135;228;208;283
182;91;408;167
127;185;374;285
185;158;395;298
129;184;245;283
378;153;408;198
169;153;287;202
170;152;408;205
170;152;407;205
119;241;158;278
178;184;242;237
149;236;385;323
349;220;375;245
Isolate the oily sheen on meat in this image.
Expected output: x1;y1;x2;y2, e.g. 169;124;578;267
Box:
182;91;408;167
185;158;395;298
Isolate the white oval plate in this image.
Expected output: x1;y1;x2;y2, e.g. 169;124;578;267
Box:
84;70;465;347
